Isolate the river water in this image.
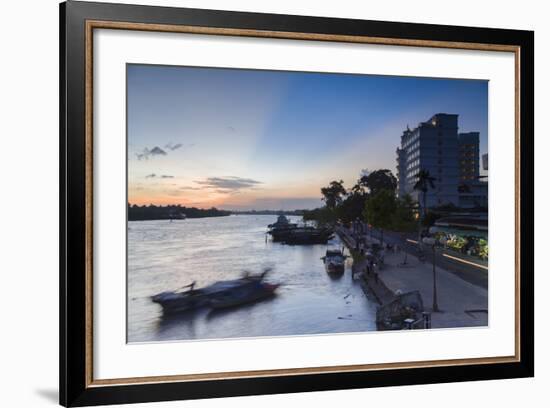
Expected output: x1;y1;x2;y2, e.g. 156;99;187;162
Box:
128;215;378;343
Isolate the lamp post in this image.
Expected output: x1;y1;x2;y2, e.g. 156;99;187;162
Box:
422;237;440;312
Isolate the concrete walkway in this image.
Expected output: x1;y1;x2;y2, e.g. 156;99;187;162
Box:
380;248;488;328
338;227;488;329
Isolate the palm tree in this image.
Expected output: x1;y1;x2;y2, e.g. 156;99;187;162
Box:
413;169;436;222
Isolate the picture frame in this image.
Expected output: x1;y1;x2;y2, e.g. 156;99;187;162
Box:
60;0;534;406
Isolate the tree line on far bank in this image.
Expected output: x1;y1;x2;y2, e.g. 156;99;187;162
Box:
128;204;231;221
302;169;419;238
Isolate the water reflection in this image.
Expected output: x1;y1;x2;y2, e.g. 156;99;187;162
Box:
128;215;378;342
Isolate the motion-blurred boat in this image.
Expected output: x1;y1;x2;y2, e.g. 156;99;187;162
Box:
151;270;279;314
151;283;208;314
209;279;280;309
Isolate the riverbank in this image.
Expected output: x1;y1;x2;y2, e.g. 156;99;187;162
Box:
128;204;231;221
337;226;488;329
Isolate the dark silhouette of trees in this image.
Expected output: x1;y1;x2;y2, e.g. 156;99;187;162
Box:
321;180;347;210
363;169;397;195
128;204;230;221
363;189;396;245
392;193;417;232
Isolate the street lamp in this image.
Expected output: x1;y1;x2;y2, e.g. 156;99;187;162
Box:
422;237;440;312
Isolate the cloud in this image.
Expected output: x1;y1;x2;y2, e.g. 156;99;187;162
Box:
195;176;263;192
165;142;182;151
178;185;202;190
145;173;173;179
165;142;195;151
136;146;167;160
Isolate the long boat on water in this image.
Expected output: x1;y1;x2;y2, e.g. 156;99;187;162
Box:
151;271;279;314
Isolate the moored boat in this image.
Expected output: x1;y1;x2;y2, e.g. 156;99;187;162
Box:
267;215;333;245
282;226;334;245
322;248;346;274
267;215;298;241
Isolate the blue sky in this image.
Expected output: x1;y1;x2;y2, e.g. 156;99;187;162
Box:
127;64;488;210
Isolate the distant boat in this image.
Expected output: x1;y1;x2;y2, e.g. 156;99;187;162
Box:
168;212;187;221
322;248;346;274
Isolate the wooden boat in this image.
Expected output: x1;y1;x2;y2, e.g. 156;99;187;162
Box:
208;280;280;309
322;248;346;274
152;271;279;314
151;283;209;314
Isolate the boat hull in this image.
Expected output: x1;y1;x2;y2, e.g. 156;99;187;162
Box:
151;291;208;314
209;282;280;309
325;262;345;274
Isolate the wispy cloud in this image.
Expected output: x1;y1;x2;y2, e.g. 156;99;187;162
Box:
165;142;195;151
145;173;174;179
136;146;167;160
165;142;182;151
195;176;263;192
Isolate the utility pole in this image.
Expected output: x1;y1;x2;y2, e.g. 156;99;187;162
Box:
423;237;440;312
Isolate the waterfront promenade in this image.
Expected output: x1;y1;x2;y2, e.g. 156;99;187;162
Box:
337;227;488;329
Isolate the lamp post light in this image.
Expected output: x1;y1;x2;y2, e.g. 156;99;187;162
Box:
422;237;440;312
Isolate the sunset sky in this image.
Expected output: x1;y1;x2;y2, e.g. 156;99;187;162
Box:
127;64;488;210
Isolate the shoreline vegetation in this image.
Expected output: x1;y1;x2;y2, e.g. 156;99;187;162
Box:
127;205;307;221
128;204;231;221
303;169;418;236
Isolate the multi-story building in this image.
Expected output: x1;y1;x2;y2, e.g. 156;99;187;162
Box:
482;153;488;171
396;113;460;208
396;113;488;209
458;132;480;182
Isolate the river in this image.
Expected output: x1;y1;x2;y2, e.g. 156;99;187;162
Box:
128;214;378;343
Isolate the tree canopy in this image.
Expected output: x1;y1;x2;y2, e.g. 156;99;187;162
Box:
363;169;397;195
363;189;396;231
321;180;347;210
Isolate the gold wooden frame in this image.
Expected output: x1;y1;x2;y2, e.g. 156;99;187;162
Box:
84;20;521;388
